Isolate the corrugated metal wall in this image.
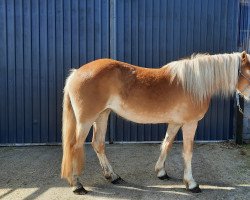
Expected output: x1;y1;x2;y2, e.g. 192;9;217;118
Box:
0;0;110;144
0;0;240;144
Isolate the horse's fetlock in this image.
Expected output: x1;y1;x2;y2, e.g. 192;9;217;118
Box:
155;162;164;173
156;168;167;178
183;179;189;189
104;174;112;180
104;172;119;182
103;169;112;179
183;178;197;190
72;182;88;195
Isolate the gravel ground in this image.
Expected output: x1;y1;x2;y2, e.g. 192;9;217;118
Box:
0;142;249;200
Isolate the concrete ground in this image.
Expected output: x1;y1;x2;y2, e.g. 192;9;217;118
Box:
0;142;249;200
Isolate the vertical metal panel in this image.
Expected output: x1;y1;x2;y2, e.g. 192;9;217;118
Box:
31;0;40;143
40;0;49;142
23;0;32;143
0;0;8;143
55;0;64;142
7;0;17;143
0;0;109;144
48;0;56;143
15;0;24;143
111;0;240;141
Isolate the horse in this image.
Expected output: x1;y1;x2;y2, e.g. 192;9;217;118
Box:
61;51;250;195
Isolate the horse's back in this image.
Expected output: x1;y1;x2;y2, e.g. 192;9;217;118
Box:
70;58;162;94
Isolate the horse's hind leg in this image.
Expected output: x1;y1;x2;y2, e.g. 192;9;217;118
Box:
92;109;123;183
182;122;201;193
155;123;181;179
71;121;93;194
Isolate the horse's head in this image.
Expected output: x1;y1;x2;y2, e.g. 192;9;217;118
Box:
237;51;250;99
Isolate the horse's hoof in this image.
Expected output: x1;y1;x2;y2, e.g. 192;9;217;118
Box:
188;184;202;193
111;176;125;184
73;185;88;195
158;173;170;180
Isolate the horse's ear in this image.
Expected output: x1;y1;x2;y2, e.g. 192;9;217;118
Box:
241;51;247;62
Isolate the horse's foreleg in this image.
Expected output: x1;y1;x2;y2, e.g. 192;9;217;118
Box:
155;123;182;179
92;110;123;184
182;122;201;193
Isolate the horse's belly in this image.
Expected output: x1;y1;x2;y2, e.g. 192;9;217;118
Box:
107;96;195;124
112;108;169;124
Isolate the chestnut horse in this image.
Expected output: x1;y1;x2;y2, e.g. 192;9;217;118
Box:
61;52;250;194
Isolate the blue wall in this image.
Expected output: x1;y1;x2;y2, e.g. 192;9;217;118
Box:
0;0;110;143
0;0;240;144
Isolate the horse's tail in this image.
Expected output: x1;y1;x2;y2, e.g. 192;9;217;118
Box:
61;76;76;184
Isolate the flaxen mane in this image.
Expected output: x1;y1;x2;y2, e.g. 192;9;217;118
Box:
165;53;242;103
